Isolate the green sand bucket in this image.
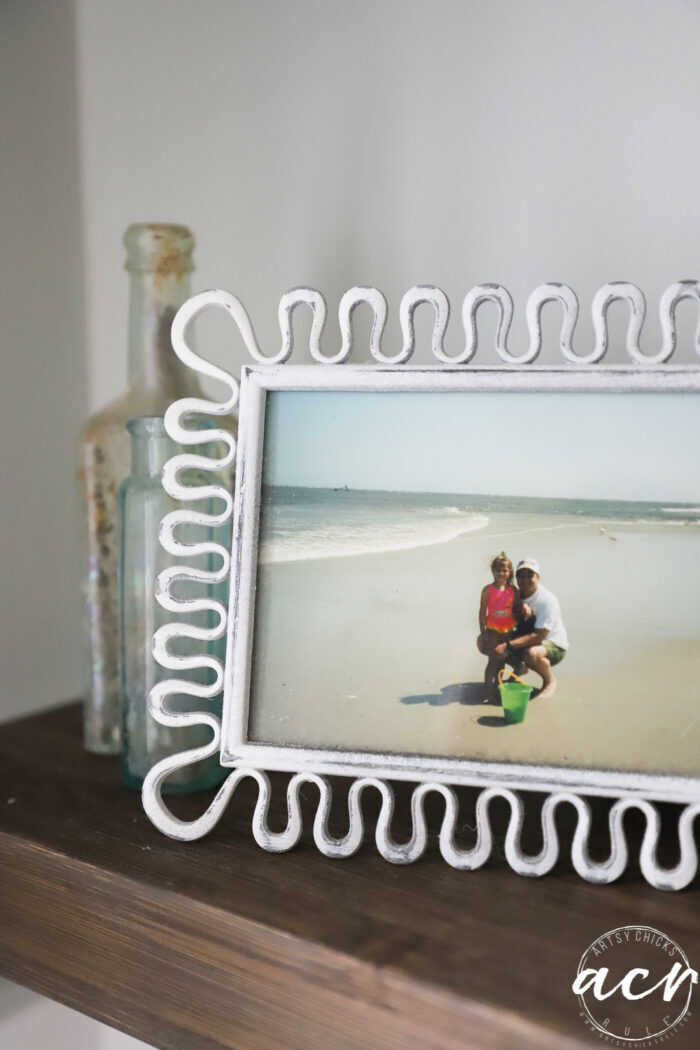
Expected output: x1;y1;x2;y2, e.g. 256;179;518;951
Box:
498;669;533;724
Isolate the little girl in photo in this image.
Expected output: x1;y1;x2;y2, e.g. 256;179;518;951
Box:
477;553;519;700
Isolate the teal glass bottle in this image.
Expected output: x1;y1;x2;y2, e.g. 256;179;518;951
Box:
118;416;225;793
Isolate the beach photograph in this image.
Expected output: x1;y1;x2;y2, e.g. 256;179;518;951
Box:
246;389;700;777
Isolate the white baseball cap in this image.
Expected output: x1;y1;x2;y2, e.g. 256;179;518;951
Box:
516;558;540;575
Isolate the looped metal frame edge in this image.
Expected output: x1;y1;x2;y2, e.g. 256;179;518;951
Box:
141;283;700;890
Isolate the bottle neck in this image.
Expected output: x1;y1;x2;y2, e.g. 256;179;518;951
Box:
127;270;198;395
128;418;179;478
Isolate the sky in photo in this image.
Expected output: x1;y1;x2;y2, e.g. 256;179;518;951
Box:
261;390;699;503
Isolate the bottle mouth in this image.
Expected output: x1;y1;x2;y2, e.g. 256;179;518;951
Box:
126;415;224;441
123;223;194;275
126;415;168;436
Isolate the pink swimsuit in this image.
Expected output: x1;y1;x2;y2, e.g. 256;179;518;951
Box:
486;584;516;632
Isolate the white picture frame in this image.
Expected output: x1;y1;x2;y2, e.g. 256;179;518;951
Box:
142;284;700;890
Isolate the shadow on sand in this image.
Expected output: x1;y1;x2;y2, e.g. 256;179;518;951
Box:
400;682;488;707
475;714;511;728
401;682;537;728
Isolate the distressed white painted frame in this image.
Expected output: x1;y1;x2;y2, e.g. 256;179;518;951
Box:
142;283;700;890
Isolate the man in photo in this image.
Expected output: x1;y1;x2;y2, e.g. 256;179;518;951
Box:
494;558;569;699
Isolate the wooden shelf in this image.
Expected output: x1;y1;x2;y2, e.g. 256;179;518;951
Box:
0;703;697;1050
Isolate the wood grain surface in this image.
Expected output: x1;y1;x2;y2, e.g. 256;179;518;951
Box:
0;704;697;1050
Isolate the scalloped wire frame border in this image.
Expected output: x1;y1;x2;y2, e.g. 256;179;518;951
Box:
142;282;700;891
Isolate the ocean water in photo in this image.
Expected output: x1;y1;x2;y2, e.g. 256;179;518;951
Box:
258;485;699;565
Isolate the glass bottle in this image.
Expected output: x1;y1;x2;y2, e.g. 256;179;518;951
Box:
119;416;225;793
79;224;201;754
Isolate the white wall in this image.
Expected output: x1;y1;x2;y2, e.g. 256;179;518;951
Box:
0;0;86;721
75;0;700;408
3;1;700;1046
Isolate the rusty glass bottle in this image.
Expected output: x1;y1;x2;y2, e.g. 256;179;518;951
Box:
79;224;201;754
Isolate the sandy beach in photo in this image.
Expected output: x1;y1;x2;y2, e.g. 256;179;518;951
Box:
248;511;700;777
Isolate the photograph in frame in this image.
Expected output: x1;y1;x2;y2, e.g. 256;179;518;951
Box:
222;369;700;799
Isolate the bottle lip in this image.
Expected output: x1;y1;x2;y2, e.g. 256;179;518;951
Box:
126;414;223;437
123;223;195;275
126;415;168;436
